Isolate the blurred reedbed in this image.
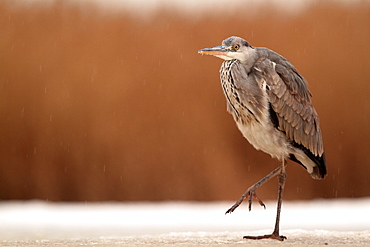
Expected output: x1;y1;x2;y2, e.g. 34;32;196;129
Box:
0;0;369;201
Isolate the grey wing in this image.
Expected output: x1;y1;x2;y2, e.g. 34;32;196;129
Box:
254;58;324;157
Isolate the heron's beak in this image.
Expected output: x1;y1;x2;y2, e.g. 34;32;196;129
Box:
198;45;230;56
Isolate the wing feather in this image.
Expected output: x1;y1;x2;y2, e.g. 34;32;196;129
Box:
253;58;324;157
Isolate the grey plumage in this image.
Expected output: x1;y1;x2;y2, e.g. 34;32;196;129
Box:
198;36;326;241
199;36;326;179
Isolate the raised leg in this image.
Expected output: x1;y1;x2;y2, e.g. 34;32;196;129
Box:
243;160;288;241
225;166;281;214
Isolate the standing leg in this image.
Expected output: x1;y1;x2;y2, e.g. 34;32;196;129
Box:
271;159;287;240
243;160;287;241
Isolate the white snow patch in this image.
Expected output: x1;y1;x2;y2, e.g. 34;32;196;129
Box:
0;198;369;245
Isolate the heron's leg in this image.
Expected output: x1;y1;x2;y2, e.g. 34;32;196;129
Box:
243;160;287;241
225;166;281;214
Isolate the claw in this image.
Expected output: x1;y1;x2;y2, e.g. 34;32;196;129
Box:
248;190;266;211
248;191;253;211
225;204;238;214
226;189;266;214
253;193;266;209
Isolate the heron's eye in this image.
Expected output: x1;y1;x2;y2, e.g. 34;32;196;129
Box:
233;44;240;51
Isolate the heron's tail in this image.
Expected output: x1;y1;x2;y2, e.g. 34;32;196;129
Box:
289;143;327;180
309;152;327;180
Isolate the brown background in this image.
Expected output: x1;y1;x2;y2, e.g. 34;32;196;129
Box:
0;1;369;202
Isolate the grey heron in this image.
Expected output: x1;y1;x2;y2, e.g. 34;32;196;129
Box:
198;36;326;241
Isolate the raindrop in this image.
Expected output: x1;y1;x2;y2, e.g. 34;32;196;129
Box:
20;107;25;118
296;187;302;194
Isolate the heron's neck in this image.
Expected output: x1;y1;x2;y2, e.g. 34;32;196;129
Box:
240;47;258;69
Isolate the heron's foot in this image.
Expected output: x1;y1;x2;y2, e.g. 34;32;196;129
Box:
225;189;266;214
243;233;287;241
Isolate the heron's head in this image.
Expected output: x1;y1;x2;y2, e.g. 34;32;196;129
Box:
198;36;254;63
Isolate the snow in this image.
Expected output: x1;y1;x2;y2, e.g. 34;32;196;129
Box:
0;198;369;246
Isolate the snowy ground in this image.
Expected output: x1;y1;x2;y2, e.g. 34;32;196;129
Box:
0;198;369;246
